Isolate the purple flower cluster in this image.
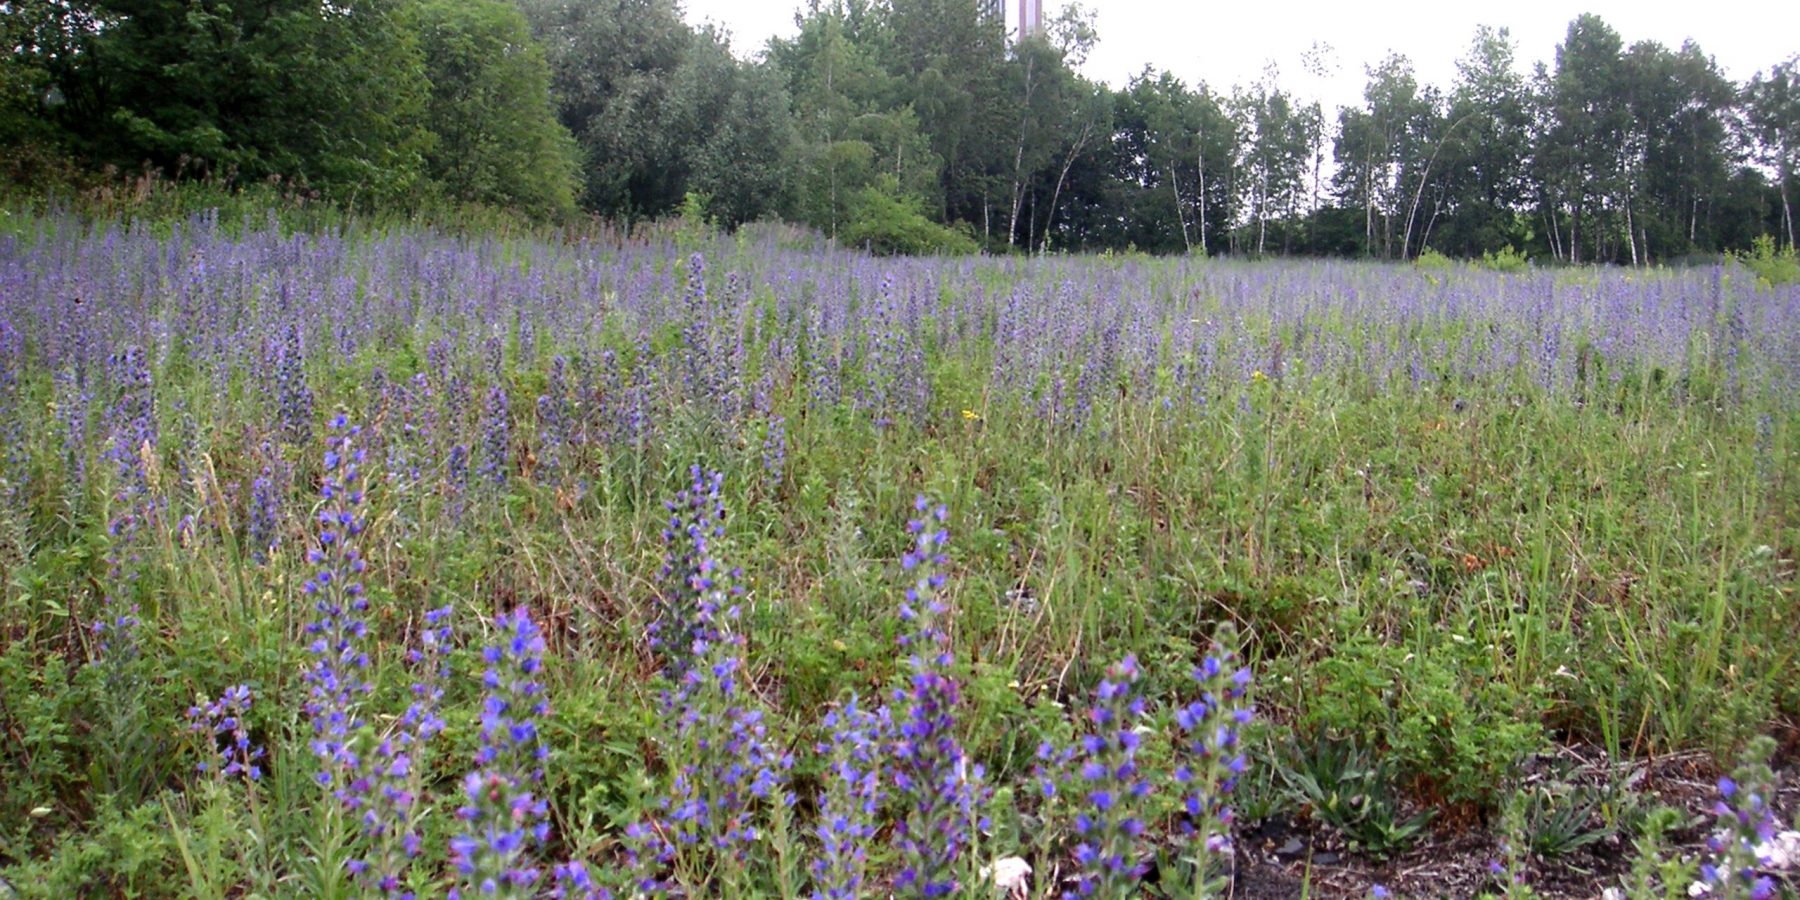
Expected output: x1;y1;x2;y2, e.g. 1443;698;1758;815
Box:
0;321;25;499
889;496;985;898
760;415;786;495
301;415;373;791
1697;741;1783;900
272;322;314;447
446;443;471;519
245;463;282;563
93;345;159;657
479;383;511;486
187;684;263;783
450;607;552;896
812;694;885;899
680;253;743;428
651;466;728;673
629;469;787;896
350;605;454;896
102;346;156;481
534;356;573;483
1065;655;1152;896
1173;627;1255;866
550;860;610;900
53;364;90;502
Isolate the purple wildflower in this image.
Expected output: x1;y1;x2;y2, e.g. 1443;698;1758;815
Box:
630;471;788;896
353;605;453;896
300;416;373;793
245;465;281;563
273;322;314;447
1059;655;1152;897
887;496;985;898
651;465;728;674
812;694;886;899
446;443;470;519
53;364;91;502
187;684;263;783
1172;625;1255;879
535;356;573;484
760;415;786;496
0;321;26;499
450;607;552;897
551;860;612;900
479;383;511;486
88;346;160;794
1696;737;1785;900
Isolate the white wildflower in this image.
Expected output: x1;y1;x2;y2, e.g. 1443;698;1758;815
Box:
1755;829;1800;870
981;856;1032;895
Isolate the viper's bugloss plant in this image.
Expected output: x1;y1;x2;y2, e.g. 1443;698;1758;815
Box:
551;860;611;900
187;683;262;783
89;345;159;797
812;693;885;899
888;496;985;899
479;383;511;486
352;605;453;896
1695;736;1782;900
632;468;787;898
273;322;314;447
651;465;727;674
449;606;552;897
1064;654;1152;897
301;415;372;795
1172;624;1254;897
245;465;281;563
760;415;786;495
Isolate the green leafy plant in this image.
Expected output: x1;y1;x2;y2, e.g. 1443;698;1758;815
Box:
1414;247;1456;270
1732;234;1800;286
840;176;978;256
1620;805;1700;900
1516;781;1610;859
1480;245;1531;273
1278;738;1433;858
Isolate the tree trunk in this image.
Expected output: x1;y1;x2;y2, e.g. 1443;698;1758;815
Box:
1782;166;1796;251
1256;179;1268;256
1169;164;1191;253
1362;153;1375;256
1542;205;1556;262
1625;196;1638;267
1041;121;1091;255
1196;124;1208;256
1226;161;1237;255
1007;138;1027;249
1422;196;1443;253
1570;201;1580;265
1006;54;1037;250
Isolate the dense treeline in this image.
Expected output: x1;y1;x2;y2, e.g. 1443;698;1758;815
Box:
4;0;1797;261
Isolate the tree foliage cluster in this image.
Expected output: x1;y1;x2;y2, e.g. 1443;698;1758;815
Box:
4;0;1798;261
2;0;579;216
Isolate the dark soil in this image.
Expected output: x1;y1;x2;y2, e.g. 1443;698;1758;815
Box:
1217;737;1800;899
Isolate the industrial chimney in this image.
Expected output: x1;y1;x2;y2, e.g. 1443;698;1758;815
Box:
1017;0;1043;37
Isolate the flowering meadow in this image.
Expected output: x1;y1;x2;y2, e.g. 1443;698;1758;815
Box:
0;211;1796;897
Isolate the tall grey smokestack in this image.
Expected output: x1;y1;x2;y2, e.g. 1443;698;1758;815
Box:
1018;0;1043;36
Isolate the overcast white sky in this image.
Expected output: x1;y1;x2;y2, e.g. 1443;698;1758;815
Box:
680;0;1800;114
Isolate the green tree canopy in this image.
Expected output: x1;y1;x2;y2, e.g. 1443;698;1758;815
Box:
416;0;580;217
